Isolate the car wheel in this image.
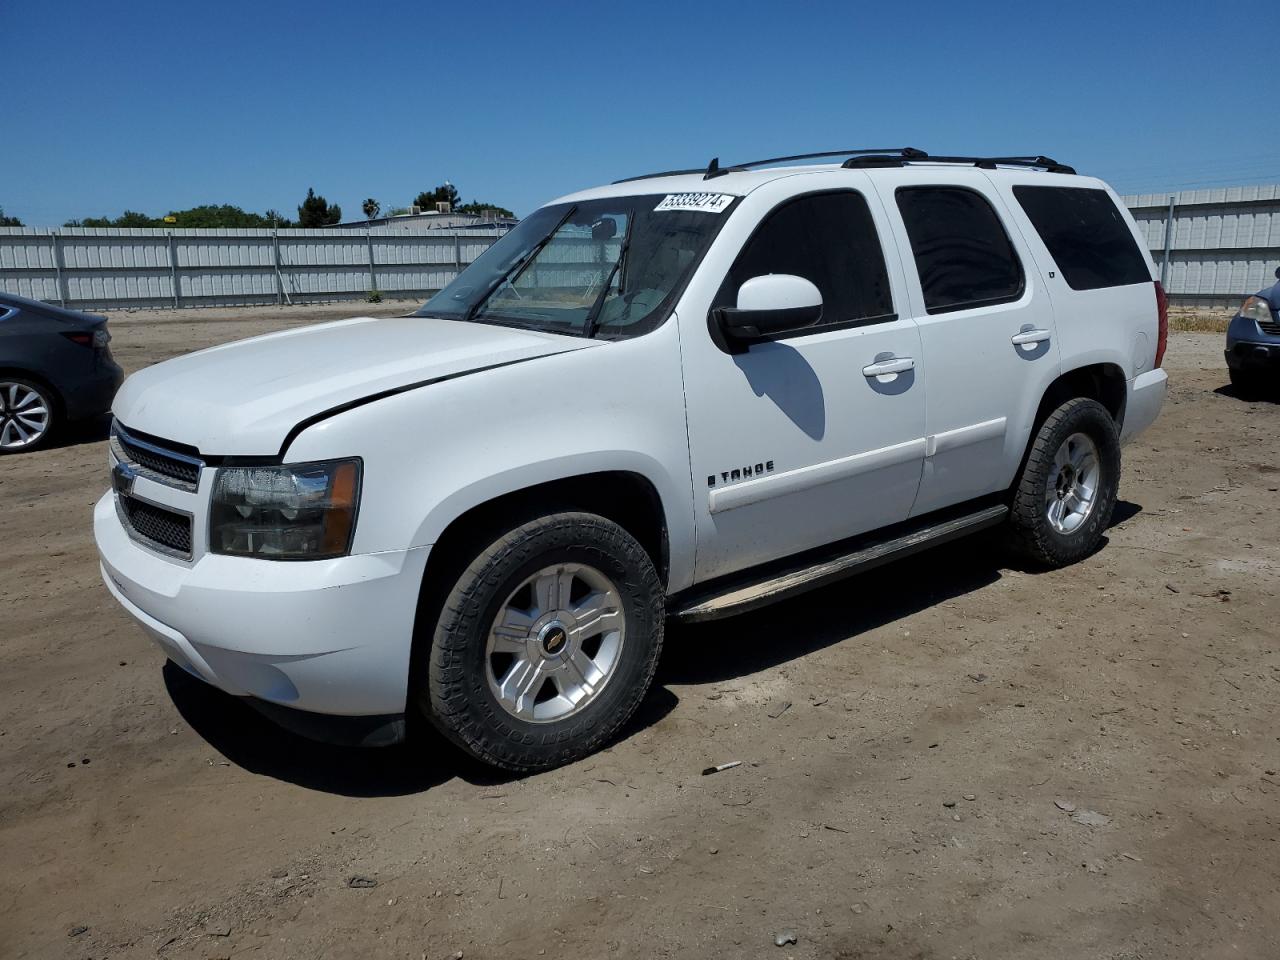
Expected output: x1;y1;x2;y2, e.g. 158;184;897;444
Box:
1007;397;1120;568
421;511;665;772
0;378;56;454
1228;367;1269;399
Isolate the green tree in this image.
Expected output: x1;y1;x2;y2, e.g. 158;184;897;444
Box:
297;188;342;227
413;183;460;211
456;201;516;219
0;206;22;227
264;209;294;228
362;198;381;220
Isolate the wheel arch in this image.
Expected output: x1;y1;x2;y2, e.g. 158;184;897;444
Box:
408;468;674;692
0;367;64;417
1010;362;1127;493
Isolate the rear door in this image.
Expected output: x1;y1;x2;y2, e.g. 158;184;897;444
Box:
871;170;1062;516
675;171;926;582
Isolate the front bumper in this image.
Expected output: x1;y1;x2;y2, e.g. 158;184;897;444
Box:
1225;341;1280;372
94;492;430;718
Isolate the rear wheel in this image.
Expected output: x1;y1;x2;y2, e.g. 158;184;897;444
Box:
421;512;664;771
0;378;56;453
1007;398;1120;568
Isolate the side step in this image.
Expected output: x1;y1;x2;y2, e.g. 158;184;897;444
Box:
670;504;1008;623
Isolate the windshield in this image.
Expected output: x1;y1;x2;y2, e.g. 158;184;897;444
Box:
416;193;737;339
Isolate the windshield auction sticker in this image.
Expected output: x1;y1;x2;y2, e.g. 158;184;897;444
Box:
654;193;734;214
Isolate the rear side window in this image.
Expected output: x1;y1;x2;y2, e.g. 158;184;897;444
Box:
895;186;1024;314
722;191;894;328
1013;186;1150;291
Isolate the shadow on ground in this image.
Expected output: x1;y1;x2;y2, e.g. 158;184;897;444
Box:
660;500;1142;686
164;661;680;796
1213;383;1280;404
165;500;1143;794
45;413;112;450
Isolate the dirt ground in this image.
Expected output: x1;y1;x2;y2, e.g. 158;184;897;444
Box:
2;302;1279;960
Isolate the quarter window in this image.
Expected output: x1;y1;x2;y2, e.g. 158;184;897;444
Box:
720;191;894;329
1013;186;1150;291
896;186;1025;314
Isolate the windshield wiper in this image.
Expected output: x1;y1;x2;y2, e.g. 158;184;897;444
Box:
465;205;578;324
582;214;634;338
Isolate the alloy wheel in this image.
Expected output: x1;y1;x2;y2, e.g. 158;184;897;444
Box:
485;562;626;723
0;382;52;451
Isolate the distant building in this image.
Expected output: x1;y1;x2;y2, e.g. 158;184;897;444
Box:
327;203;518;232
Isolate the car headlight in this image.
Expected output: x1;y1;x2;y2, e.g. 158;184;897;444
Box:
209;459;361;559
1241;296;1274;325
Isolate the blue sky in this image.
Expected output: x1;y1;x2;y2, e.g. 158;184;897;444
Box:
2;0;1277;226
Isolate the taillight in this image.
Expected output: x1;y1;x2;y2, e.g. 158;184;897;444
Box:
1153;281;1169;369
61;331;94;347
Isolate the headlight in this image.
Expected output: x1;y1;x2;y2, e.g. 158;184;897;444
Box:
1241;296;1274;324
209;459;361;559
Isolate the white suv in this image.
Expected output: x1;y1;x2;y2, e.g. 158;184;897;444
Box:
95;148;1169;770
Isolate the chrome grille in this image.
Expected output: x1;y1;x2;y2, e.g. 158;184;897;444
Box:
111;423;203;490
117;495;193;559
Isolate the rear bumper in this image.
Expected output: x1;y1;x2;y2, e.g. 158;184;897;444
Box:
63;359;124;420
95;491;431;717
1119;368;1167;445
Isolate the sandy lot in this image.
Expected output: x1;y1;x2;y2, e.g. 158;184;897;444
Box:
2;304;1278;960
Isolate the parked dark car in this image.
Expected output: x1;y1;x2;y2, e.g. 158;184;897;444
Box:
1226;267;1280;398
0;292;124;453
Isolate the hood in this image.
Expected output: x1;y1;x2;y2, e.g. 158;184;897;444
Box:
113;315;595;455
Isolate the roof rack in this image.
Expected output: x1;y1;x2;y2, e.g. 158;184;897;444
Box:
613;147;1074;184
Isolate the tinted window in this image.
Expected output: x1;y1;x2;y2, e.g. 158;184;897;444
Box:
1013;186;1150;291
896;187;1024;314
721;191;894;328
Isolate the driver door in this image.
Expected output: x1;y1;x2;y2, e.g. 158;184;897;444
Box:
676;173;927;582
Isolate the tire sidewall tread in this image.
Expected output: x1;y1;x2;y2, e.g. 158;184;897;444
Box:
421;512;664;772
1008;397;1120;568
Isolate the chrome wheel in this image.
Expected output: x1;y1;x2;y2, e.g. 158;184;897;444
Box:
0;381;52;451
1044;431;1100;534
485;563;626;723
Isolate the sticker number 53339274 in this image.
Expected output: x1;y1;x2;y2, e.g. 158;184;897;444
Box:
654;193;734;214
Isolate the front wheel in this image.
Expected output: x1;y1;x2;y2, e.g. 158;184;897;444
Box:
421;512;664;771
1007;397;1120;568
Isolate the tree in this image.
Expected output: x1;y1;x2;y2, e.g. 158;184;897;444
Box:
456;201;516;219
385;206;410;217
297;188;342;227
362;198;381;220
0;206;22;227
413;183;460;211
264;209;294;228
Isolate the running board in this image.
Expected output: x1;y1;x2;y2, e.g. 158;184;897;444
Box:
670;504;1008;623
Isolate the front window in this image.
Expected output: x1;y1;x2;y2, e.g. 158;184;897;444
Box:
416;193;737;339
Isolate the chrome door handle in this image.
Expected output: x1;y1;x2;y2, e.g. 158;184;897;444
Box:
1011;328;1051;345
862;357;915;377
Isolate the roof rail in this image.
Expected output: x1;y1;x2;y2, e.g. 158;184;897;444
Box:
842;152;1075;174
613;148;1074;184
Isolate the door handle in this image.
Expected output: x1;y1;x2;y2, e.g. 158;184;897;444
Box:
1011;328;1051;345
862;357;915;377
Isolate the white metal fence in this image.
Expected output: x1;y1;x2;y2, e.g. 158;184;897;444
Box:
0;226;507;310
6;186;1279;313
1122;185;1280;308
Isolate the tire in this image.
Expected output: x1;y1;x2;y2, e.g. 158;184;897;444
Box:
0;378;57;454
1229;367;1269;399
1007;397;1120;568
421;511;664;772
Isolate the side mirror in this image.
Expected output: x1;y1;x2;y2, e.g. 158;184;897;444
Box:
714;274;823;347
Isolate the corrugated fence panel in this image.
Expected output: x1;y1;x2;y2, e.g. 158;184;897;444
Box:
0;225;504;310
1123;186;1280;304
